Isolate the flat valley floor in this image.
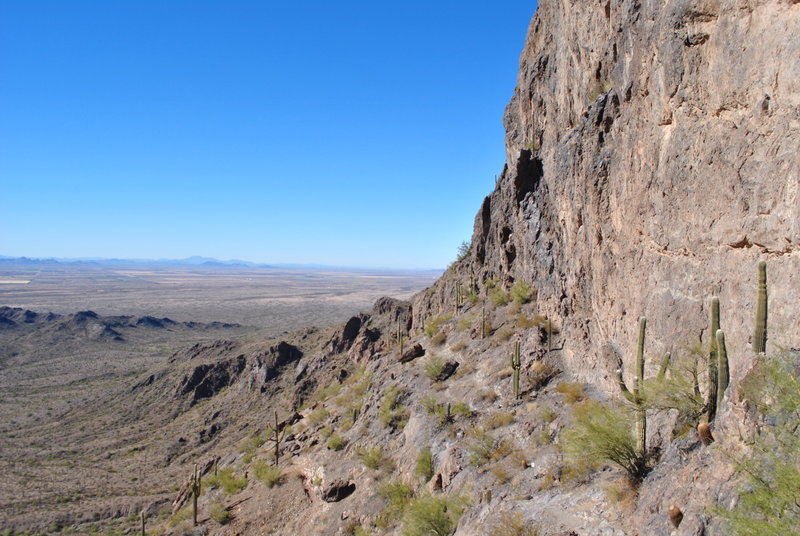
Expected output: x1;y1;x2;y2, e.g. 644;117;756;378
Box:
0;262;439;531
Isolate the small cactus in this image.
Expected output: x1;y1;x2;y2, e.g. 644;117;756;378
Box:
510;339;521;399
617;317;647;459
668;505;683;528
697;422;714;446
753;260;768;354
140;510;145;536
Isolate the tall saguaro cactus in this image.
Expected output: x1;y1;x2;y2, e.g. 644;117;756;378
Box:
191;463;200;527
510;339;521;399
396;320;404;356
707;297;720;421
716;329;729;411
266;411;287;465
481;299;487;339
753;260;768;354
617;317;647;459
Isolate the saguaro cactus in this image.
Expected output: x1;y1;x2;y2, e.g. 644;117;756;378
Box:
140;510;146;536
707;296;720;421
481;299;487;339
510;339;521;399
266;411;287;465
716;329;729;411
397;320;404;356
617;317;647;459
546;317;553;353
191;463;200;526
753;260;768;354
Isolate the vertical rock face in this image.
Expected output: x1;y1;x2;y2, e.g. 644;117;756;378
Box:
415;0;800;386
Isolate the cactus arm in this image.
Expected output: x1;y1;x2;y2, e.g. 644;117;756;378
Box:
617;368;637;403
657;353;671;381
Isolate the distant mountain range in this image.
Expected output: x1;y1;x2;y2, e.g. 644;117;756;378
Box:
0;255;268;268
0;255;443;272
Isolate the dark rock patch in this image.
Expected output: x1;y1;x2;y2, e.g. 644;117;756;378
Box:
320;480;356;502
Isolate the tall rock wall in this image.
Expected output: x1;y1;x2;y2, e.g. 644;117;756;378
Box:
414;0;800;388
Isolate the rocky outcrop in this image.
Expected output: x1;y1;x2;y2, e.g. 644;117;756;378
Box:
177;354;247;404
414;0;800;391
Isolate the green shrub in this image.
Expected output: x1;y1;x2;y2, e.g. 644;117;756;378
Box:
379;480;415;523
401;494;466;536
510;281;533;305
467;430;513;466
314;383;342;402
357;447;390;470
456;240;471;262
167;506;192;527
717;353;800;535
415;448;434;482
424;314;452;338
424;356;447;381
561;400;645;480
451;402;472;418
489;286;510;307
252;460;283;487
308;407;329;425
327;433;346;451
421;394;440;415
209;502;231;524
379;386;409;430
456;317;472;331
206;467;248;495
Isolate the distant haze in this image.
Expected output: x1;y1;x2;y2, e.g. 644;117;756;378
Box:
0;1;536;269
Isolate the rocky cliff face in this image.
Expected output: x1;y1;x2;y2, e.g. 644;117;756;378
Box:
415;0;800;389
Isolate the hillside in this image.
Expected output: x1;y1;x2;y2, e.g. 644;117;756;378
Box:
3;1;799;535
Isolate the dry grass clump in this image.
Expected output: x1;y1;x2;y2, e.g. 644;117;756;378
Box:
478;388;499;403
488;511;539;536
452;360;475;379
482;412;515;430
604;477;638;507
529;361;559;391
431;331;447;346
554;382;586;404
450;341;467;352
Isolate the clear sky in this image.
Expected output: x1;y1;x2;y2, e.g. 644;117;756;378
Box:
0;1;536;269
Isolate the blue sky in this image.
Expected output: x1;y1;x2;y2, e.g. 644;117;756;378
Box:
0;1;536;269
